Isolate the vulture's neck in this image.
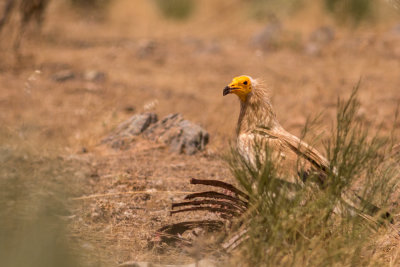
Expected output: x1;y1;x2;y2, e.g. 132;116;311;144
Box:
237;84;281;135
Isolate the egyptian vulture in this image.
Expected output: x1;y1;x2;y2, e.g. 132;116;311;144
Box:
223;75;330;185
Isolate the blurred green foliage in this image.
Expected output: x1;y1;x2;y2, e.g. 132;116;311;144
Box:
0;130;90;267
324;0;373;24
153;0;196;20
247;0;380;25
249;0;304;21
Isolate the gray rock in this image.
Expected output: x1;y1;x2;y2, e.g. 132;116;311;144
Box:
116;112;158;136
137;40;157;59
103;113;208;154
144;113;209;155
251;21;282;50
197;41;221;54
52;70;75;82
102;113;158;149
389;23;400;37
393;24;400;33
305;26;335;56
309;26;335;44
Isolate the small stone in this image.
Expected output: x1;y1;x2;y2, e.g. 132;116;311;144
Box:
251;21;282;50
304;43;321;56
81;242;94;250
83;70;106;82
305;26;334;56
392;24;400;35
197;41;221;54
137;40;157;59
355;107;367;121
124;105;136;113
90;212;100;220
309;26;335;44
141;194;151;201
52;70;75;82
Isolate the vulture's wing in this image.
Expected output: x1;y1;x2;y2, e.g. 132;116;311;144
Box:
237;126;330;184
254;126;329;171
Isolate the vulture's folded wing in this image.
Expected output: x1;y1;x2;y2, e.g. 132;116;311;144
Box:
238;126;329;184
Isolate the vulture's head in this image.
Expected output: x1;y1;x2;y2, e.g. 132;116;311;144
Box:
223;75;254;102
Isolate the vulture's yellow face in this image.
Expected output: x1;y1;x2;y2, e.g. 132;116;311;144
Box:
223;75;252;102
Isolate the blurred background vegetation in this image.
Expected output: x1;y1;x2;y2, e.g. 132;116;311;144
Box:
0;128;91;267
153;0;196;20
64;0;397;24
324;0;373;24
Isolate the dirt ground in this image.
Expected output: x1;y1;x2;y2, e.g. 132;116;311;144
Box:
1;0;400;266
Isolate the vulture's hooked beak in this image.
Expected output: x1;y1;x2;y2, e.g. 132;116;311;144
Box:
223;86;231;96
223;86;240;96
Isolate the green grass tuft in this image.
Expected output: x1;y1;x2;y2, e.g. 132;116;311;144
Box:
153;0;196;20
248;0;304;21
324;0;373;25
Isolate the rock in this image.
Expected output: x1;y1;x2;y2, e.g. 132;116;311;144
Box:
124;105;136;113
137;40;157;59
197;41;221;54
392;24;400;35
102;113;158;149
387;23;400;39
52;70;75;82
305;26;335;56
251;21;282;50
117;113;158;136
83;70;106;82
309;26;335;44
103;113;209;155
144;113;209;155
304;43;321;56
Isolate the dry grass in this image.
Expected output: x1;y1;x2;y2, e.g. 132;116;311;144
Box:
0;0;400;266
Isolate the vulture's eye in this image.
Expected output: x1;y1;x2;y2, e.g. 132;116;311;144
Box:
243;81;248;85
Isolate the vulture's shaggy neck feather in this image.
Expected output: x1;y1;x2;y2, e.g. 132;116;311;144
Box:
237;79;281;135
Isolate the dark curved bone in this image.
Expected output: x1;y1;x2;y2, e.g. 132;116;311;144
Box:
190;178;249;200
172;199;247;213
157;220;224;235
184;191;248;208
170;206;240;218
